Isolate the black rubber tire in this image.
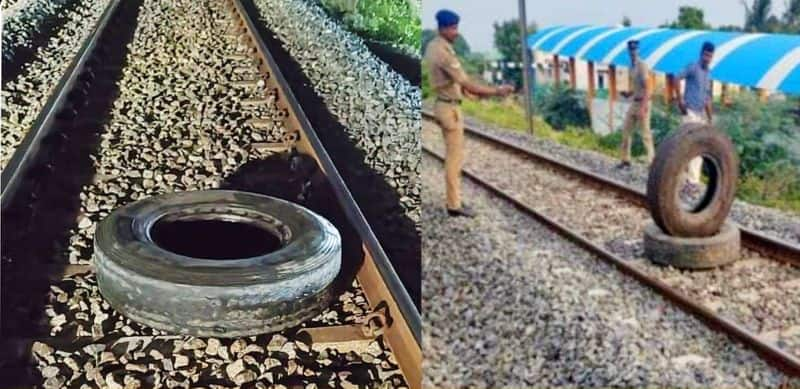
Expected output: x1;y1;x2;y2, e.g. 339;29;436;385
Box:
644;221;740;269
94;190;341;337
647;123;738;237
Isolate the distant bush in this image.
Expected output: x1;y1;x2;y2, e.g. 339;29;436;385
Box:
715;92;800;209
534;85;591;131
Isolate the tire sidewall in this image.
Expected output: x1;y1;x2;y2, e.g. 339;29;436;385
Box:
647;124;738;237
94;190;342;336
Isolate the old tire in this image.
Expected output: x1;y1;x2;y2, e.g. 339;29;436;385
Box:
644;221;740;269
94;190;341;337
647;123;738;237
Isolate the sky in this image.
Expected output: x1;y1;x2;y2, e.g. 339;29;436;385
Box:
422;1;790;52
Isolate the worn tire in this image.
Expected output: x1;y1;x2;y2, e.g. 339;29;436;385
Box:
647;123;738;237
94;190;341;337
644;221;740;269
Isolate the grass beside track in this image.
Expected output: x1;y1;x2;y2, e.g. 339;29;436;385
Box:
316;0;420;54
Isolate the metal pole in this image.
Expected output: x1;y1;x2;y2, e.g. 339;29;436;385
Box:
518;0;534;135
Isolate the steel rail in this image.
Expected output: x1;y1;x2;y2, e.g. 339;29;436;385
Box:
230;3;422;385
232;0;420;345
423;145;800;377
0;0;122;210
422;110;800;267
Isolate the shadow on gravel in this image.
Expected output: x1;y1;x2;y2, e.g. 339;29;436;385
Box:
241;0;421;309
364;41;421;86
219;152;364;296
1;0;84;87
0;0;142;384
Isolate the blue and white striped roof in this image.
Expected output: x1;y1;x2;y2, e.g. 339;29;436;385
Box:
528;25;800;94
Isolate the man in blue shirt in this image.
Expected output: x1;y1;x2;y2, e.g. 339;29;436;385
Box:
672;41;715;184
672;42;714;185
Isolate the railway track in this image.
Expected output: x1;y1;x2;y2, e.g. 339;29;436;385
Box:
421;114;800;377
0;1;421;387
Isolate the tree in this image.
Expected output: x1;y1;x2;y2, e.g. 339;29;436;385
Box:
743;0;773;31
718;24;744;31
783;0;800;32
453;35;471;57
421;29;435;55
622;15;632;27
493;18;538;86
668;6;711;29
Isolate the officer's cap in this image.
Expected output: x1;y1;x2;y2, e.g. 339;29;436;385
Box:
436;9;459;28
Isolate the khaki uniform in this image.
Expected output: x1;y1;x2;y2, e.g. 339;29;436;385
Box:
620;60;654;164
425;35;470;209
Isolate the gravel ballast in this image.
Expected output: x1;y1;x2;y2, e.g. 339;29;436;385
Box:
249;0;420;227
248;0;422;306
1;0;72;61
421;152;798;388
424;119;800;359
1;0;111;170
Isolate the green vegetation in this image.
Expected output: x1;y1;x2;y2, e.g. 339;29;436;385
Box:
621;15;632;27
318;0;421;53
451;93;800;213
742;0;800;33
534;86;591;130
661;6;711;29
654;0;799;32
492;19;537;87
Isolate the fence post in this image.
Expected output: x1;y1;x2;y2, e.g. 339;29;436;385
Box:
553;54;560;86
518;0;534;135
569;57;576;90
587;61;595;114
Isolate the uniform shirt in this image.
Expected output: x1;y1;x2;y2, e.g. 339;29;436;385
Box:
628;59;650;99
676;61;712;112
424;35;469;100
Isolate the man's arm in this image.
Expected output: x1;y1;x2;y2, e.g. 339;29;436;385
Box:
672;65;690;114
462;78;507;97
441;57;509;97
705;84;713;122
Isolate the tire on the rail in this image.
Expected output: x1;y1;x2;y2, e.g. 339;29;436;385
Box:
644;221;740;269
94;190;341;337
646;123;738;237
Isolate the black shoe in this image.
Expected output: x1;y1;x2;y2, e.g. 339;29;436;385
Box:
616;161;631;169
447;205;476;218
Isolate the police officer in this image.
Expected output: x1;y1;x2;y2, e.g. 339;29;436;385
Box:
425;9;513;218
618;39;655;169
